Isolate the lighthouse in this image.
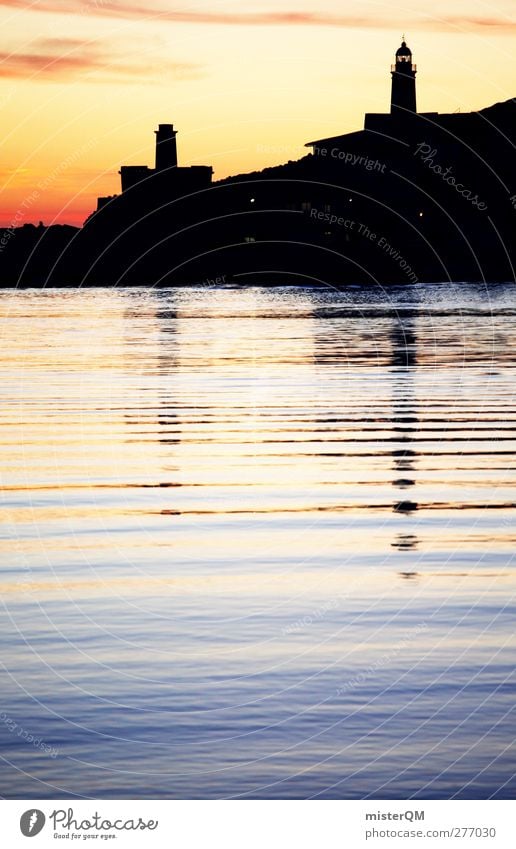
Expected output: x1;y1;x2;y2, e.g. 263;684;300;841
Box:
390;38;417;116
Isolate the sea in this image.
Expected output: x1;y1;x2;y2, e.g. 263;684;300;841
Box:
0;283;515;799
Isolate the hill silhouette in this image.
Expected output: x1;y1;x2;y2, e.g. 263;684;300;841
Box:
2;41;516;287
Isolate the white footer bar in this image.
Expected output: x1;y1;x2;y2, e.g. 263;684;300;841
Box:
2;800;514;849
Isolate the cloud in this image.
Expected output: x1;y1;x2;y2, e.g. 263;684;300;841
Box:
0;1;371;26
425;15;516;32
84;6;375;28
0;36;202;81
0;1;514;33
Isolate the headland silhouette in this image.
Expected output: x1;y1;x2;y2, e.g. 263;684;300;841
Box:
2;38;516;286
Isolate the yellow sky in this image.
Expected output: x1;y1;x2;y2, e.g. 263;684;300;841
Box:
1;0;515;226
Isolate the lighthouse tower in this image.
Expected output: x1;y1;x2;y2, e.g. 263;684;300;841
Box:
390;38;417;116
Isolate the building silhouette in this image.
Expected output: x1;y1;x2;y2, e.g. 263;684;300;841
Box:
96;123;213;212
391;39;417;116
307;37;439;148
2;37;516;286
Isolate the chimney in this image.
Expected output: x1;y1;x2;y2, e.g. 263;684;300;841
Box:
155;124;178;171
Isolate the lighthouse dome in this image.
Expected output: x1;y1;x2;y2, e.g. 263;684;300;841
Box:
396;40;412;60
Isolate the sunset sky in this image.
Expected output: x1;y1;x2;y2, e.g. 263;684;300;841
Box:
1;0;516;226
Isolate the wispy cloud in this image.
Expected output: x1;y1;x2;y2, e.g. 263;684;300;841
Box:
0;1;374;26
0;36;202;81
0;1;514;33
427;15;516;33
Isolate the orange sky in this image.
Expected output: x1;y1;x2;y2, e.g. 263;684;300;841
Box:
1;0;516;226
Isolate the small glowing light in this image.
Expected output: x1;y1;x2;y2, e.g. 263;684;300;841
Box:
250;198;255;203
419;211;424;217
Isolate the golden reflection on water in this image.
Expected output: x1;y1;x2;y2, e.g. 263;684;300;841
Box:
1;284;516;799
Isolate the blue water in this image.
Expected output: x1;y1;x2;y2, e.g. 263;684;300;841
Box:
0;284;515;799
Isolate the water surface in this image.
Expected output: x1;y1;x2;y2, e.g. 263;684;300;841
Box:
0;283;515;799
